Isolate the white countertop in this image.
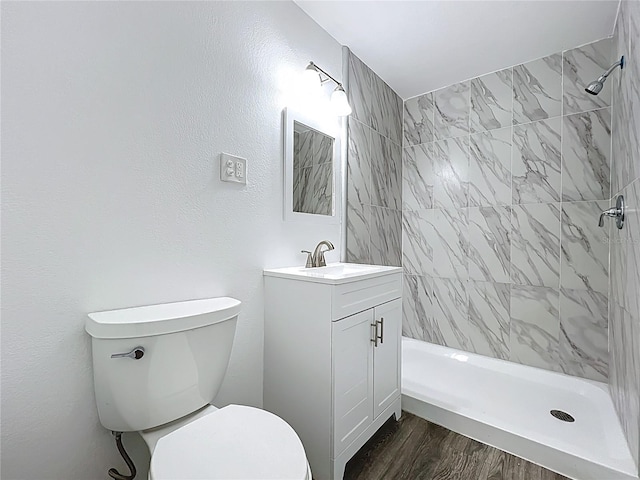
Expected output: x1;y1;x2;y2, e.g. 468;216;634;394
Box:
263;262;402;285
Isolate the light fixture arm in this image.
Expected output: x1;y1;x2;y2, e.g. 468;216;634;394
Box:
308;61;344;88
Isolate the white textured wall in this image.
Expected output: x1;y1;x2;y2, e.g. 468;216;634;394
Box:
1;2;342;478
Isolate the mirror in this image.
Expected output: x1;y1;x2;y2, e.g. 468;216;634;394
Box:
283;108;341;224
293;122;334;215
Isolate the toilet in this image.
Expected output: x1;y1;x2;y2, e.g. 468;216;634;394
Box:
86;297;311;480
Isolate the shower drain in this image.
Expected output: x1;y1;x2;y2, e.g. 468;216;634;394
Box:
550;410;575;422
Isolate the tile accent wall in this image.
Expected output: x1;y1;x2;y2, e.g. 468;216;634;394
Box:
402;37;614;382
346;50;403;266
610;0;640;470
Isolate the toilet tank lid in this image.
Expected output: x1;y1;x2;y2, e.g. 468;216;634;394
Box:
86;297;241;339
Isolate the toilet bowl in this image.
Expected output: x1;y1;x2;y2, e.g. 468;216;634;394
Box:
144;405;311;480
86;297;311;480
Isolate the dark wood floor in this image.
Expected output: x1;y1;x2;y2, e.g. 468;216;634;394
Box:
343;412;569;480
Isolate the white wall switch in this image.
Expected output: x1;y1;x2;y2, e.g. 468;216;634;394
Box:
220;153;247;184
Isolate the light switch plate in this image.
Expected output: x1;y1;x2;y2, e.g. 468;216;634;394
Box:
220;153;247;184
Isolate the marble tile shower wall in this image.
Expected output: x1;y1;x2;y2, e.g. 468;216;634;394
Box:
610;0;640;469
402;37;615;382
346;50;403;266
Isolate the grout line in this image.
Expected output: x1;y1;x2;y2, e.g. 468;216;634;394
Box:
510;65;515;331
612;0;622;38
605;1;620;345
560;47;565;306
465;81;472;333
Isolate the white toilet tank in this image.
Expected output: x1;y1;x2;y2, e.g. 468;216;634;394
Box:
86;297;241;432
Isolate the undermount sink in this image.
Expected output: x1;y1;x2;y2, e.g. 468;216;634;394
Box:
263;262;402;284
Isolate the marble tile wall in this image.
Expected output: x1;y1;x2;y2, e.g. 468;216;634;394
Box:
610;0;640;470
346;50;403;266
402;37;614;383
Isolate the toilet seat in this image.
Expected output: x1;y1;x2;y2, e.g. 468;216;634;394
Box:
149;405;311;480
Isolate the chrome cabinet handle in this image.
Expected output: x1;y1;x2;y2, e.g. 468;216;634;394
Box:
371;322;379;347
111;346;145;360
377;317;384;344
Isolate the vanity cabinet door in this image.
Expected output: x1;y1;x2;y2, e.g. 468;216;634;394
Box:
372;298;402;420
332;309;374;457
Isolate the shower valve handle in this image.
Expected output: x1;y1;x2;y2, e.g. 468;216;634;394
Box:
598;195;625;229
598;208;619;227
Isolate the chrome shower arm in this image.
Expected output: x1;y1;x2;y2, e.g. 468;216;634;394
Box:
598;56;624;82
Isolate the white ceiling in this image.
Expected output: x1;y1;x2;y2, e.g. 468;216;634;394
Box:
295;0;620;99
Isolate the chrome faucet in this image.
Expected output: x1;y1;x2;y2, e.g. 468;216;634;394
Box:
301;240;335;268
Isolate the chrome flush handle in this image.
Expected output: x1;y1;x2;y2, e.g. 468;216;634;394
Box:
111;346;145;360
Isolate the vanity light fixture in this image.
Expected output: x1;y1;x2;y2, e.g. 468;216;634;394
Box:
302;63;323;90
303;61;352;116
330;85;352;117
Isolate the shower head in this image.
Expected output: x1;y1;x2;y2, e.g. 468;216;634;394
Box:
585;80;604;95
584;56;624;96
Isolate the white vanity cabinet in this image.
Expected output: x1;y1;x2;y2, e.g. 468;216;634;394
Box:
332;299;401;457
264;264;402;480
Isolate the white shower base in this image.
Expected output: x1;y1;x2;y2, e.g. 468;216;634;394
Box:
402;337;638;480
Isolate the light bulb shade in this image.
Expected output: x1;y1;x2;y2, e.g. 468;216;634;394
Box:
330;86;352;116
302;64;322;91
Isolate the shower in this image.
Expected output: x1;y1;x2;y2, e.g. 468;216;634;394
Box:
585;56;624;95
